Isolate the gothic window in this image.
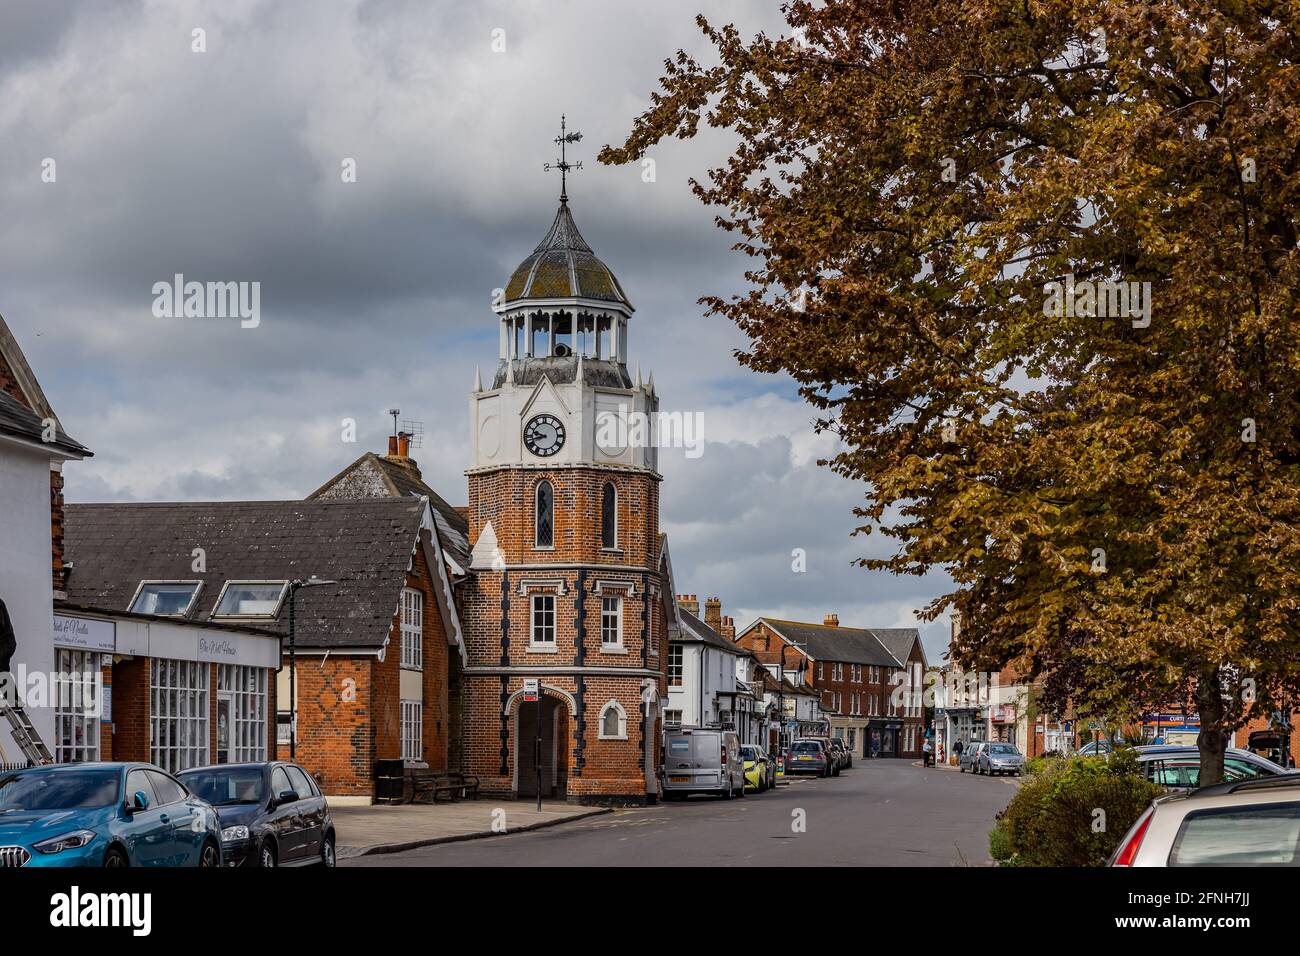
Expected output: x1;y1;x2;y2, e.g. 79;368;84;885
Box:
535;480;554;548
600;481;617;549
599;701;627;740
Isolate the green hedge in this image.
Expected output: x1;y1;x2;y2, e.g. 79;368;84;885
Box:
989;750;1163;866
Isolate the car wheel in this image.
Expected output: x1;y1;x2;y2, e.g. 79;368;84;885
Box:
259;841;277;868
198;840;221;868
103;846;129;868
320;833;336;868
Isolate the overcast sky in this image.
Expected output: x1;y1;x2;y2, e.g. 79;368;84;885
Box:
1;0;953;661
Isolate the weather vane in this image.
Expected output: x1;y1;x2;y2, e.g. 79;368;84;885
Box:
544;114;583;202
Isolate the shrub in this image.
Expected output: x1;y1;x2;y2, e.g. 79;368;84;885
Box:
990;749;1163;866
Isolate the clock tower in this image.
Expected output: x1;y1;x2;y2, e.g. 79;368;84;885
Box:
461;121;669;804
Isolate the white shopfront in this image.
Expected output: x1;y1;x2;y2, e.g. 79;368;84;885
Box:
53;610;280;772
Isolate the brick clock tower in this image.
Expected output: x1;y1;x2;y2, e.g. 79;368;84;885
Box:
461;138;669;804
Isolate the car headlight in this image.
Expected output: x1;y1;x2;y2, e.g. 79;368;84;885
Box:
221;825;250;843
33;829;98;854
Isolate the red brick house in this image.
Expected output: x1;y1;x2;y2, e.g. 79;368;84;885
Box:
63;498;464;797
735;616;928;759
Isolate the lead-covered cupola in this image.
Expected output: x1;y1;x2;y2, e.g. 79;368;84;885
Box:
490;116;634;391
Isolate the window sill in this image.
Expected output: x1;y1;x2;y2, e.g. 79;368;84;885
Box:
599;548;623;555
400;664;424;672
597;734;629;741
527;643;559;654
532;546;556;552
598;644;627;655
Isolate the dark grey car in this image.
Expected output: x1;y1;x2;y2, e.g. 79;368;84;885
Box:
178;761;336;867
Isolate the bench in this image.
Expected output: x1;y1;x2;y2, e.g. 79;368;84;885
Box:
409;769;481;804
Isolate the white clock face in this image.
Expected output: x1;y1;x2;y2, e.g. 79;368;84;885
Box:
524;414;566;457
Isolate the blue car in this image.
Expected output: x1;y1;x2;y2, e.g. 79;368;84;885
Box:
0;762;223;868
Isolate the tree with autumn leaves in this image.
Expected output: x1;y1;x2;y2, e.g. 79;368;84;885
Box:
601;1;1300;784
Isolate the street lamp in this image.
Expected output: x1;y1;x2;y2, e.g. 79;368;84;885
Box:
777;640;807;752
287;575;336;761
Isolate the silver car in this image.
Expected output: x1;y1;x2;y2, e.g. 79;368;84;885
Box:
1134;745;1287;790
977;742;1024;776
1111;776;1300;866
958;741;986;773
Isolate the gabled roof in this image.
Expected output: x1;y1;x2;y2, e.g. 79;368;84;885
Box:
0;312;90;458
743;618;911;668
676;606;746;655
306;452;469;572
64;498;458;653
873;628;928;669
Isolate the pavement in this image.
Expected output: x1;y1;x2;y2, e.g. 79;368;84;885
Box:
331;798;612;860
343;757;1020;866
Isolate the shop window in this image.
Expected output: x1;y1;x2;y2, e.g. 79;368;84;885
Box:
54;649;101;763
150;658;210;773
218;665;267;762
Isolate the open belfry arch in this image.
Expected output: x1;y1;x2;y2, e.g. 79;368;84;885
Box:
460;118;671;804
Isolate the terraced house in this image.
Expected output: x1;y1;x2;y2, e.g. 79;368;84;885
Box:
735;616;928;760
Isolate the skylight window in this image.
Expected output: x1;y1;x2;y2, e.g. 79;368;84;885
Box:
212;581;288;618
129;581;202;617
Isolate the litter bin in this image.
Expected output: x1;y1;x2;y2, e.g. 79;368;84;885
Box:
375;759;406;804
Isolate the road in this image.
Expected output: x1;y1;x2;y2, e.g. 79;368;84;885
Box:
345;759;1019;866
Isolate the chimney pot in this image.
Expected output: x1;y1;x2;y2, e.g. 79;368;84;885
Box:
824;613;839;627
398;433;411;458
387;435;399;456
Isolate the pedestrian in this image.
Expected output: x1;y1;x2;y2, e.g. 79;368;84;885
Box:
938;743;945;764
871;737;879;759
922;738;933;767
953;738;965;766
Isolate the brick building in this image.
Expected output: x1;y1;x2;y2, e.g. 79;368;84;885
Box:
63;498;464;797
735;616;927;759
457;191;674;804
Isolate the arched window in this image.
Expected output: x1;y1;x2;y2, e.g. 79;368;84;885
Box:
598;701;627;740
535;480;554;548
600;481;617;549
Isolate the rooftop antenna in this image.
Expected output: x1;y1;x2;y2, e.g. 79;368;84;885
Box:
388;408;400;438
543;114;583;203
400;419;425;450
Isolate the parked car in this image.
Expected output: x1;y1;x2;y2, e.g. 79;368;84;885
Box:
830;737;852;770
958;741;987;773
178;761;336;867
0;762;222;868
976;742;1025;776
1078;740;1114;757
662;729;745;799
1111;776;1300;866
1133;745;1289;791
784;739;834;777
740;745;775;793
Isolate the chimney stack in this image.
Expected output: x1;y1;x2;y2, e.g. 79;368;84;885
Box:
721;615;736;642
824;613;839;627
704;597;722;632
676;594;699;615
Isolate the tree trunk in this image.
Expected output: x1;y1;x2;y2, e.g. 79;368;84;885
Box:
1196;671;1227;786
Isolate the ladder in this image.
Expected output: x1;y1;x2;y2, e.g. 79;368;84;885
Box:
0;702;53;765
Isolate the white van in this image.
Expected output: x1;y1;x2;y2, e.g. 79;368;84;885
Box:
662;728;745;800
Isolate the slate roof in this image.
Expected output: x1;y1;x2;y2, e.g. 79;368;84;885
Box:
872;628;927;668
0;312;90;457
64;499;431;650
0;390;89;456
306;452;470;572
676;606;750;656
754;618;912;668
503;201;631;307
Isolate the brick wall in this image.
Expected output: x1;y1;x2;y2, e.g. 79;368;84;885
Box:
111;657;151;762
0;348;27;406
462;463;667;804
280;655;382;795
